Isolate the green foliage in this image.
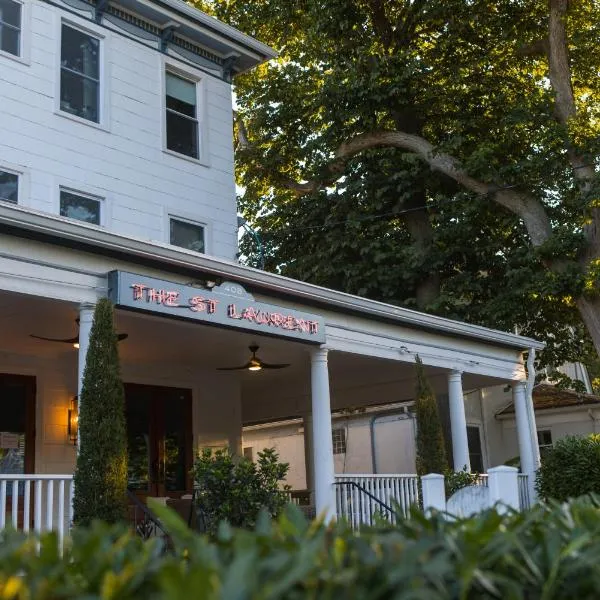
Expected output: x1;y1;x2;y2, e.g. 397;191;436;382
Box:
192;447;289;533
73;299;128;526
536;434;600;502
414;355;448;476
445;467;481;498
197;0;600;367
6;497;600;598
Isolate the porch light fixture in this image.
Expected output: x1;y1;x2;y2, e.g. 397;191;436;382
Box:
217;344;289;371
68;396;79;445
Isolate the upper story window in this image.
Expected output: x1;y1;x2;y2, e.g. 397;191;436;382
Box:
165;71;199;159
0;0;21;57
0;169;18;204
60;189;101;225
60;24;100;123
170;217;204;253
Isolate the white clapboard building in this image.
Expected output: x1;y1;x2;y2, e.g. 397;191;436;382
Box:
0;0;543;535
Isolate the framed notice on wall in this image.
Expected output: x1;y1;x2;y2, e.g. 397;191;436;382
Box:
0;432;20;449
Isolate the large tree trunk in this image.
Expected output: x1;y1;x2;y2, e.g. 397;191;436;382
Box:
576;296;600;359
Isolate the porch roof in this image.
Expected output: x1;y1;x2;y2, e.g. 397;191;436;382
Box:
0;203;544;352
496;383;600;417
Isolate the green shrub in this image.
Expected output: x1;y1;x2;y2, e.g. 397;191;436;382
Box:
536;434;600;501
5;497;600;598
445;467;481;497
192;447;289;533
73;299;128;526
414;355;448;475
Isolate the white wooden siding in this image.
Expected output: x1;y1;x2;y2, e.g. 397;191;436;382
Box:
0;0;237;260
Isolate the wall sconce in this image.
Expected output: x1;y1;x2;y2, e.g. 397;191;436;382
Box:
68;396;78;445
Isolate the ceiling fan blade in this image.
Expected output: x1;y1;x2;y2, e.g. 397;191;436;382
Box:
260;362;291;369
30;334;79;344
216;363;252;371
116;333;129;342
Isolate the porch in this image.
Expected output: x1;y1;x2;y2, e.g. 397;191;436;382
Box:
0;263;542;536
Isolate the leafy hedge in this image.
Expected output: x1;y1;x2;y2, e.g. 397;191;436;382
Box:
536;434;600;501
3;496;600;598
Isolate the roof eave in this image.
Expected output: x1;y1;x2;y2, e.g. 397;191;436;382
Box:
0;204;544;352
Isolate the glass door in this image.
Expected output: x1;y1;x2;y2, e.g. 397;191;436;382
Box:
125;383;192;498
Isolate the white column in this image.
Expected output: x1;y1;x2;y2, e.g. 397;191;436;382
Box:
448;370;471;472
77;303;95;400
310;347;335;520
513;381;536;500
303;414;314;492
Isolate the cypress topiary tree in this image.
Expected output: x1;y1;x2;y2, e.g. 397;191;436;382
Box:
414;355;448;476
73;298;128;526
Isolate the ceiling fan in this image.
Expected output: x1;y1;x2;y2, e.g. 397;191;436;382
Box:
30;319;128;348
217;344;289;372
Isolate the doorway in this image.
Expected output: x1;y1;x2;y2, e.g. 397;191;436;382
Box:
124;383;193;498
0;374;35;475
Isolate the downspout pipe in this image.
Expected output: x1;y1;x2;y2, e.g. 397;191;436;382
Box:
369;407;412;473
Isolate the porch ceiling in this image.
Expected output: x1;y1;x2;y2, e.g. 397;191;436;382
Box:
0;289;508;423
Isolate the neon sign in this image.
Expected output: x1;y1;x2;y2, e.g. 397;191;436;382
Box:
108;271;326;343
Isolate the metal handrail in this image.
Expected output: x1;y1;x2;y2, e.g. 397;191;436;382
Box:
333;479;397;516
126;490;169;540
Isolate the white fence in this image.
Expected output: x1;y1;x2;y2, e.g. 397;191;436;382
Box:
334;474;419;528
473;474;531;510
0;475;74;549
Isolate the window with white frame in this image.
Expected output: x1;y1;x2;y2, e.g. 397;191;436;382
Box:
466;425;484;473
59;189;101;224
0;0;21;57
332;428;346;455
169;217;205;253
0;169;18;204
165;71;199;159
60;24;100;123
537;430;553;454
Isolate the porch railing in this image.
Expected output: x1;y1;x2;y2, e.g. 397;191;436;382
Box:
334;474;420;526
0;475;74;548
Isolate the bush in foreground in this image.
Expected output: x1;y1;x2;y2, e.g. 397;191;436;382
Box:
536;434;600;501
3;496;600;598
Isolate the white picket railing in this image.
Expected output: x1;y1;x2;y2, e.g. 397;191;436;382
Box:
0;475;74;549
518;474;530;510
335;474;420;528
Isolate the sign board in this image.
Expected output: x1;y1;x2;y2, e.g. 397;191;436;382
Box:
108;271;326;343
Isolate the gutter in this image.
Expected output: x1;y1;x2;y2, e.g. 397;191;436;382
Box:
0;204;545;351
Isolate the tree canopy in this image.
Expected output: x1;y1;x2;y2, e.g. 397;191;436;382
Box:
196;0;600;372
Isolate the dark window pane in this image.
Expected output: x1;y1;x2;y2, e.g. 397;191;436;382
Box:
0;0;21;27
60;190;100;224
0;24;19;56
125;390;151;492
163;392;188;492
0;170;18;203
170;219;204;253
467;426;484;473
166;111;198;158
60;69;99;122
60;25;99;78
0;381;27;478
